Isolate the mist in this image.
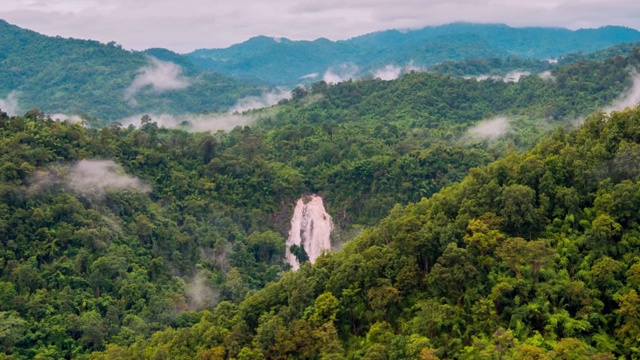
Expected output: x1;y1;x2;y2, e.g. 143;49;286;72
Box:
373;65;403;81
465;116;511;140
125;57;191;100
229;88;291;113
120;112;261;132
372;62;422;81
470;71;530;83
605;75;640;113
0;91;20;116
300;73;319;80
538;71;557;82
68;160;151;196
323;63;359;84
29;160;151;199
185;270;218;310
49;114;83;124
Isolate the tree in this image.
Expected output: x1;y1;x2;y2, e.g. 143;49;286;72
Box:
496;237;528;279
0;311;26;353
501;184;541;238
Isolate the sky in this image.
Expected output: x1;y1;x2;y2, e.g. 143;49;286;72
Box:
1;0;640;53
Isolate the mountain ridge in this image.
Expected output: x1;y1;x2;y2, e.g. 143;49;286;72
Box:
187;22;640;85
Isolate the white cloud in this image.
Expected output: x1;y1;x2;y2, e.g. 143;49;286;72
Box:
125;57;190;100
371;62;422;80
323;63;359;84
49;113;83;123
606;74;640;113
372;65;403;81
119;112;260;133
229;88;291;113
538;70;557;82
67;160;151;196
468;71;531;83
2;1;640;52
465;116;511;140
30;159;151;197
0;91;19;116
185;270;218;310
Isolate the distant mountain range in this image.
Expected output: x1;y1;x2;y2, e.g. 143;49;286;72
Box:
2;19;640;121
0;19;262;122
187;23;640;85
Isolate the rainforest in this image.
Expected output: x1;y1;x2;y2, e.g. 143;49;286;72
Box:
2;17;640;360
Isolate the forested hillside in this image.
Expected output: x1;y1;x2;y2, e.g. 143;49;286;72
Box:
0;20;261;121
92;101;640;360
1;50;640;359
188;23;640;85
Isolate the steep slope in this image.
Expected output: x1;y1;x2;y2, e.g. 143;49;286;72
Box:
1;51;639;359
95;104;640;359
0;20;261;122
187;23;640;85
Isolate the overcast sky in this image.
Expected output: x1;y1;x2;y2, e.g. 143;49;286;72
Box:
1;0;640;53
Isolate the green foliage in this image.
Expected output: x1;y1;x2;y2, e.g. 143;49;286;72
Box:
93;105;640;359
2;48;640;359
0;20;260;121
188;23;640;86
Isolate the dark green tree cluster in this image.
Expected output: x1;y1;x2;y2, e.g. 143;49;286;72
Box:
92;104;640;359
0;20;261;122
0;50;639;359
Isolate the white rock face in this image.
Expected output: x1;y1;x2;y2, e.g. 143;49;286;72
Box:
286;195;334;270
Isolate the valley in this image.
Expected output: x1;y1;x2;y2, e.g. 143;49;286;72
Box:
1;16;640;359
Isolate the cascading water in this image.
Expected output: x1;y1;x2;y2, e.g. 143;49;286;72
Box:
285;194;334;270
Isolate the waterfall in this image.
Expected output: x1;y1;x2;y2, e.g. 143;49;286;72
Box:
285;195;334;270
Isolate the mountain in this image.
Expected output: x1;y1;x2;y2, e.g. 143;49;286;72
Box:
187;23;640;85
93;99;640;360
0;20;262;122
2;48;640;358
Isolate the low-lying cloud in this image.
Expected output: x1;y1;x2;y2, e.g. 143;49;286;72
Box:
120;112;260;133
125;57;191;101
31;160;151;197
538;71;556;82
185;270;218;310
605;75;640;113
300;73;319;80
49;114;83;124
470;71;530;83
0;91;19;116
229;88;291;113
465;116;511;140
372;62;422;81
323;63;359;84
373;65;403;81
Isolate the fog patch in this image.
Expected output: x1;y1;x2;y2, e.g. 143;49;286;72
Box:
67;160;151;196
372;62;422;81
229;88;291;113
120;112;260;133
125;57;191;101
49;114;83;124
300;73;319;80
605;75;640;113
465;116;511;140
323;63;359;84
373;65;403;81
29;160;151;198
185;271;218;310
538;71;556;82
469;71;530;83
0;91;19;116
570;117;587;128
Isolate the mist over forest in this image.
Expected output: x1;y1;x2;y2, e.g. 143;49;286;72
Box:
2;16;640;360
